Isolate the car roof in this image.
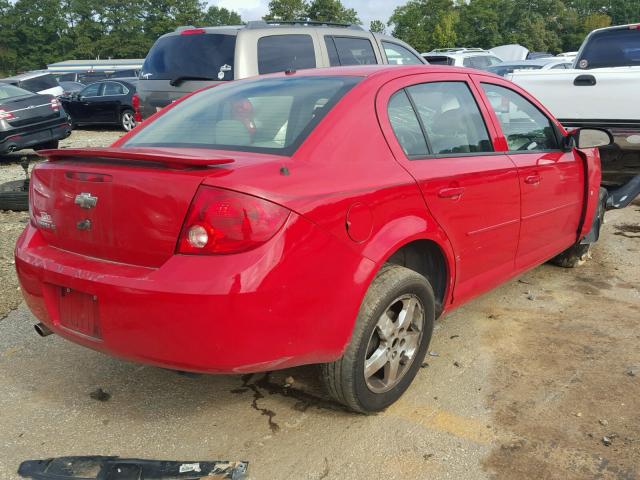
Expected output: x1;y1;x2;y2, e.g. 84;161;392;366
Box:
165;21;367;39
495;58;569;67
1;70;53;82
258;64;484;81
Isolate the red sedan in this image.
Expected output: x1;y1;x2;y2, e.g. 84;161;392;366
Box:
15;66;613;412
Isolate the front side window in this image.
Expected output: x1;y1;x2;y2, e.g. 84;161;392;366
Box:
382;42;423;65
81;83;101;97
125;76;360;155
258;35;316;74
407;82;493;155
325;36;377;66
387;90;428;157
481;83;559;152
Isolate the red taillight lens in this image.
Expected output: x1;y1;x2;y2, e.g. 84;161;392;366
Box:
0;108;15;120
132;93;142;122
177;186;290;255
50;98;61;112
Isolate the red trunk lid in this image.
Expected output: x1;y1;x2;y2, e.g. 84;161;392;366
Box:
30;148;234;267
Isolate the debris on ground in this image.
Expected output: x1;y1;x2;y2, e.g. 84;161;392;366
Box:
17;456;248;479
428;351;439;357
420;362;429;368
450;335;460;340
89;388;111;402
599;419;609;427
284;376;295;387
526;292;536;301
602;436;613;447
453;361;462;368
626;367;638;377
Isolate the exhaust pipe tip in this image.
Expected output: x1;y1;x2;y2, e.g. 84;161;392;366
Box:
34;323;53;337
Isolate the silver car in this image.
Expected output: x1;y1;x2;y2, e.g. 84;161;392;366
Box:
136;20;426;120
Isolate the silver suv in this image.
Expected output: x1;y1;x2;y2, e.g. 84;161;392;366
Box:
136;20;426;120
421;48;503;70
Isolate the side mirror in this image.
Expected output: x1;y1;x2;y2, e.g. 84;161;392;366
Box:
567;128;614;149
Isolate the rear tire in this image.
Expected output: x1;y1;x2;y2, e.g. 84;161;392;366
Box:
32;140;58;151
0;179;29;211
320;265;435;413
120;109;136;132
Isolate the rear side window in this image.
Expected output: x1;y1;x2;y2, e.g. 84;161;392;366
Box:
258;35;316;74
142;33;236;81
578;28;640;69
388;90;428;157
20;75;58;92
407;82;493;155
481;83;559;151
103;82;126;95
325;36;377;66
382;42;423;65
110;69;139;78
125;76;360;155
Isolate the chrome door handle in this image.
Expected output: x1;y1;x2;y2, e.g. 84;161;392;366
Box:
438;187;465;199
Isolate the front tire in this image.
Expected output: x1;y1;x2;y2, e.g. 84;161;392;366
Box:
321;265;435;413
120;109;136;132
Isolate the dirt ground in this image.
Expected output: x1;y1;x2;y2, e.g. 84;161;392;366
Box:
0;130;638;479
0;129;124;320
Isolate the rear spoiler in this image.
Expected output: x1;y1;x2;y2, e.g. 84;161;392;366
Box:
37;148;234;169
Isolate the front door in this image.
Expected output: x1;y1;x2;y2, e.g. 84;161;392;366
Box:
378;74;521;304
476;80;585;270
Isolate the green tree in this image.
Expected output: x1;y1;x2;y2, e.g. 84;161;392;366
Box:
201;6;242;26
457;0;513;49
307;0;360;24
0;0;17;75
389;0;456;52
370;19;386;33
432;10;458;48
263;0;309;21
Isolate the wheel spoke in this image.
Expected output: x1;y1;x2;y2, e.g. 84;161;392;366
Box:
377;313;395;341
397;297;418;331
364;347;388;379
385;356;401;386
402;331;420;355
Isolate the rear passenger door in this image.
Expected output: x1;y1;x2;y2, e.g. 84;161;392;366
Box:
475;79;585;269
377;74;521;304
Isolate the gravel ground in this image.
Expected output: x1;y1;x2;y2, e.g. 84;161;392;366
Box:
0;130;638;479
0;129;123;320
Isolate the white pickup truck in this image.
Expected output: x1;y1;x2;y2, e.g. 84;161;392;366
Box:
509;24;640;186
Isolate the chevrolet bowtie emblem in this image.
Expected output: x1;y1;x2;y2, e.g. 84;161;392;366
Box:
75;192;98;209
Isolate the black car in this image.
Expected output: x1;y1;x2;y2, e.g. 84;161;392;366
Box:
59;81;85;96
60;79;138;131
0;82;71;155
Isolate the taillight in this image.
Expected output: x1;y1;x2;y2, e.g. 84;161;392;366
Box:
0;108;15;120
50;98;61;112
177;186;290;255
132;93;142;122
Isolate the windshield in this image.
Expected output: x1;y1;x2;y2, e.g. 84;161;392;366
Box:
125;76;361;155
141;33;236;81
578;28;640;69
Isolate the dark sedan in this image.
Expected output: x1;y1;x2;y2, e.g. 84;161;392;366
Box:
0;82;71;154
60;79;138;131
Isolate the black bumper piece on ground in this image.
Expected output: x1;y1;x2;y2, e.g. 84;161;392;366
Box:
606;175;640;210
18;456;249;480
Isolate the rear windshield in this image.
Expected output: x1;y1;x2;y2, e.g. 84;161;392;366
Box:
142;33;236;81
578;28;640;69
125;76;361;155
20;75;58;92
0;83;33;100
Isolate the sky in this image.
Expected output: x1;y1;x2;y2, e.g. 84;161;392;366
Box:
210;0;408;29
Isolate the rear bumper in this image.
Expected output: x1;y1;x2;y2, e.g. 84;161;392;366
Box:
15;215;376;374
0;118;71;154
